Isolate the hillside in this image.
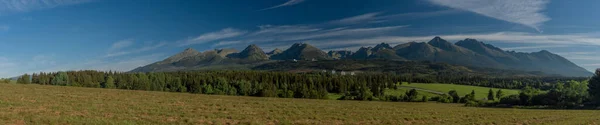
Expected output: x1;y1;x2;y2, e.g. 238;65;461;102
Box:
1;83;599;124
131;37;592;77
252;60;548;77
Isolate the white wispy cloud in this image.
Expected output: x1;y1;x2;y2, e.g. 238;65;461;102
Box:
179;28;246;46
37;53;167;73
277;32;600;51
0;57;16;68
251;25;321;36
327;10;459;26
0;0;92;14
260;0;305;11
555;52;597;56
428;0;550;32
501;45;570;51
31;54;56;66
106;40;167;57
108;39;134;52
329;12;381;25
584;64;600;66
90;53;167;71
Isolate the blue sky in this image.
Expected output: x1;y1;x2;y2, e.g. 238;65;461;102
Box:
0;0;599;77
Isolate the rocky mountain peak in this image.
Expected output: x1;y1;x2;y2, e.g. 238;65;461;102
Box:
373;42;392;51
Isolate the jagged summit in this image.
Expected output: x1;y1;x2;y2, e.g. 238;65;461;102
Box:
270;43;331;60
329;50;353;59
184;48;197;52
393;42;417;50
229;44;269;61
160;48;201;64
267;48;283;56
373;43;393;51
427;37;461;52
350;47;374;59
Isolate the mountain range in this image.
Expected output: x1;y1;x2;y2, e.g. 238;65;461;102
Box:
131;37;592;77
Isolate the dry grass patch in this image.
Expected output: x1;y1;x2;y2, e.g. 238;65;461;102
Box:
0;84;598;124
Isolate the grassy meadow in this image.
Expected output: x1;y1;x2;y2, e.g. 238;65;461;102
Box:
0;83;599;124
401;83;521;99
384;88;441;97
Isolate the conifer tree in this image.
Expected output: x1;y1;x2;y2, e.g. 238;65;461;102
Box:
588;69;600;104
487;89;495;101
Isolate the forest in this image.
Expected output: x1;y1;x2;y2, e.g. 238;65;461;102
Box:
7;69;600;109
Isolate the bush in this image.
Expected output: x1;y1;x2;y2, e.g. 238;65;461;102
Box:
464;100;481;107
421;96;429;102
384;95;402;102
338;91;373;101
499;95;520;105
435;95;453;103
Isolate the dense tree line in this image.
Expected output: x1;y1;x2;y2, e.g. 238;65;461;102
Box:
19;70;414;100
432;75;588;90
10;70;594;108
474;69;600;108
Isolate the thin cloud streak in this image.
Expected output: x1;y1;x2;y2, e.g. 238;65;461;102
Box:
260;0;305;11
584;64;600;66
195;13;600;52
106;40;167;58
179;28;246;46
329;12;381;25
0;0;92;14
428;0;550;32
502;45;571;51
108;39;134;52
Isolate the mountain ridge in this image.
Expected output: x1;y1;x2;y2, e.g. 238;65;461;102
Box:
130;37;592;77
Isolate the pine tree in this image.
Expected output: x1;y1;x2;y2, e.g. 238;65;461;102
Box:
52;72;69;86
448;90;460;103
104;76;115;89
487;89;495;101
19;74;31;84
496;89;504;99
588;69;600;104
469;90;476;100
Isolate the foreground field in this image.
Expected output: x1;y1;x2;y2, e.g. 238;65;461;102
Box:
0;84;599;124
401;83;521;99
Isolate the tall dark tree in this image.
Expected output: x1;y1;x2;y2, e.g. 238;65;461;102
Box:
406;89;419;101
448;90;460;103
52;72;69;86
104;76;115;89
487;89;495;101
496;89;504;99
588;69;600;105
17;74;31;84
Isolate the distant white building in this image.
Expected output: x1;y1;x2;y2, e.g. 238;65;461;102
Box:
331;70;336;74
293;59;298;62
311;58;317;62
350;72;355;76
341;71;346;75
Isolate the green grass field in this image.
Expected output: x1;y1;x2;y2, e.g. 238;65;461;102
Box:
1;83;599;124
401;83;521;99
384;88;440;97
